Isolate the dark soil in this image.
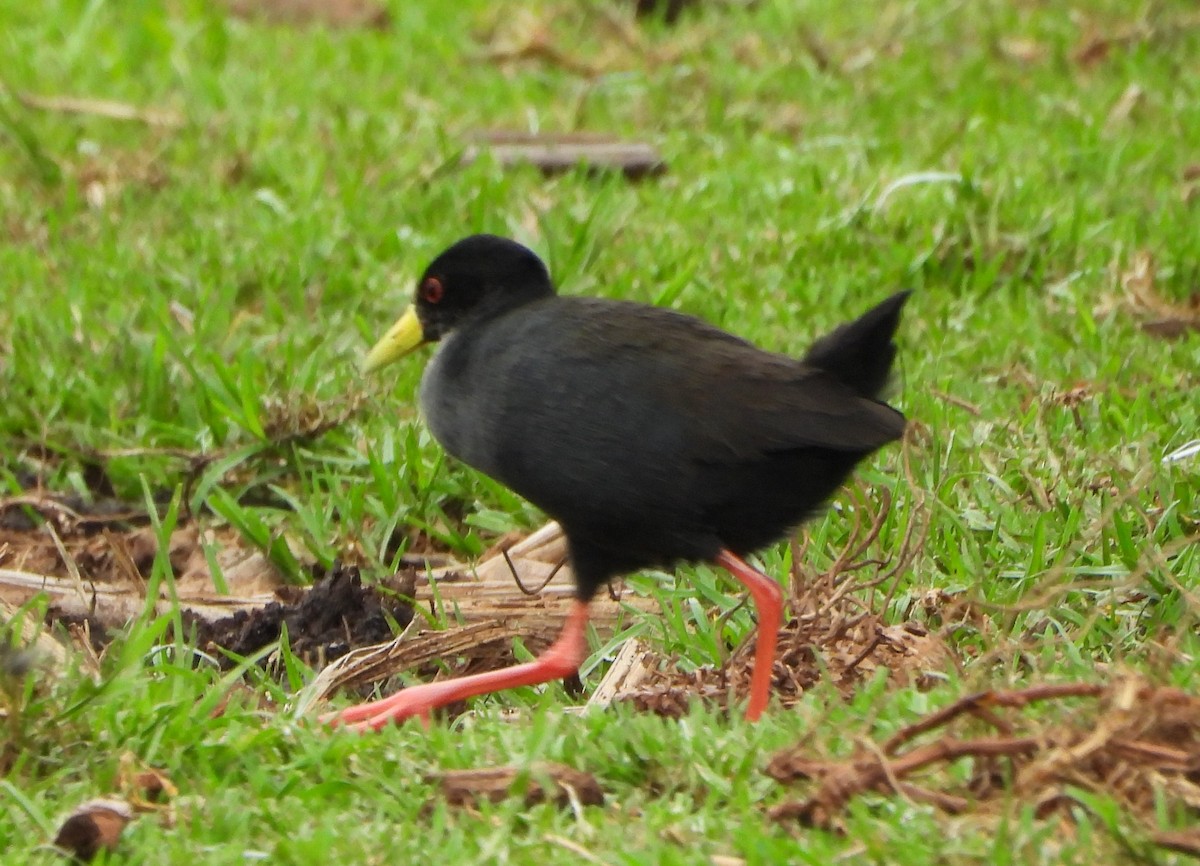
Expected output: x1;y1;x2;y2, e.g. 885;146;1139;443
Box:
193;563;415;668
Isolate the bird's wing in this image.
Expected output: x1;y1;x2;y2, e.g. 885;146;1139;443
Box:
651;344;905;461
552;299;906;462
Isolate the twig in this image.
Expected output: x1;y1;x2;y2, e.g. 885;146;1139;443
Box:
502;548;564;596
544;834;611;866
771;736;1041;825
929;388;981;416
0;496;84;526
895;782;969;813
1150;829;1200;858
884;683;1105;755
841;630;882;675
17;93;183;127
1107;738;1195;771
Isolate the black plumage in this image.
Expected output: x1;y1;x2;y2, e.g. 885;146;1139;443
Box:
332;234;908;729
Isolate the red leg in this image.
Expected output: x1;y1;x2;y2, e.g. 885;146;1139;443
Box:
324;601;591;732
714;550;783;722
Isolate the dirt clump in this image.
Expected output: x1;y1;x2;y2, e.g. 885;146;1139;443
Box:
194;563;414;668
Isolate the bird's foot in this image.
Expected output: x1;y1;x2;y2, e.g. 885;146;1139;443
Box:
321;600;592;733
321;688;438;732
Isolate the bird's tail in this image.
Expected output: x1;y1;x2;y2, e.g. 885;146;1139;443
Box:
803;291;910;398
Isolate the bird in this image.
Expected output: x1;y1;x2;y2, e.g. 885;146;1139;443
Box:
329;234;908;731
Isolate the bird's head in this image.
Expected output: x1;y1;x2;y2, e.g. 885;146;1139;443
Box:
363;234;555;372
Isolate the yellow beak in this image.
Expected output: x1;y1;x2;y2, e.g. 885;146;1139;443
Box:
363;306;425;372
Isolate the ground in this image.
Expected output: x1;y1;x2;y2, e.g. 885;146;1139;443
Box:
1;0;1199;863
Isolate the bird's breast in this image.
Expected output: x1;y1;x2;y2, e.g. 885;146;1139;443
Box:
418;333;508;475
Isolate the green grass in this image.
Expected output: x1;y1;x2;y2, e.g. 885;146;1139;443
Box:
2;0;1199;861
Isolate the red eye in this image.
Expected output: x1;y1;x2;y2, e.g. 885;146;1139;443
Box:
420;277;444;304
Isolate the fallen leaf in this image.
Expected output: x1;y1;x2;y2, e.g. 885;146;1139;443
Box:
999;37;1044;64
1105;83;1144;128
1141;319;1199;339
1121;249;1156;296
1114;249;1200;339
53;799;134;861
1074;35;1111;66
432;763;604;810
118;754;178;812
220;0;390;28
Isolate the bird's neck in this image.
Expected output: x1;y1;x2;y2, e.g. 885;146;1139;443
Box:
470;282;556;323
